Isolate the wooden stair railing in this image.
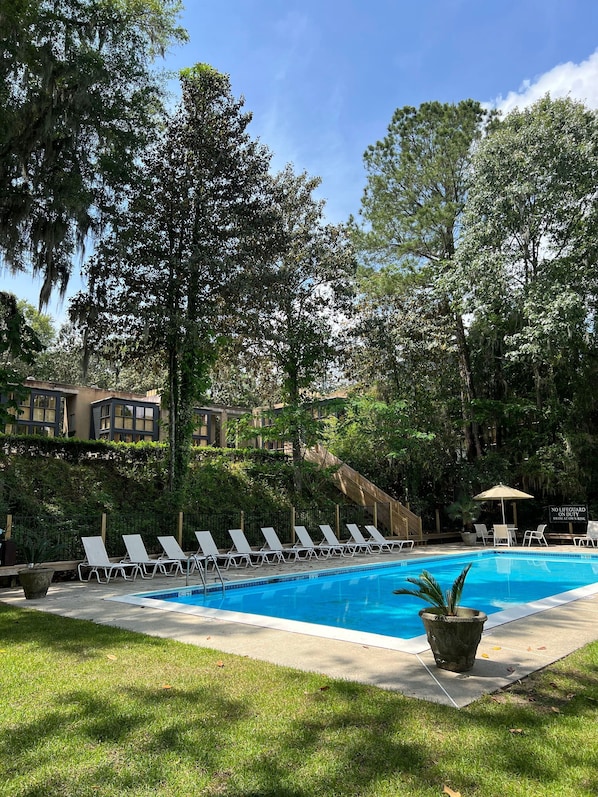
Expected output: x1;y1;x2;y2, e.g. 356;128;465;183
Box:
305;443;422;541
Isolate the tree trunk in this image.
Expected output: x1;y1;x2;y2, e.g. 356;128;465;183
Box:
454;312;483;460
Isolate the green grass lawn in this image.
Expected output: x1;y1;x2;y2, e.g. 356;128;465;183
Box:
2;603;598;797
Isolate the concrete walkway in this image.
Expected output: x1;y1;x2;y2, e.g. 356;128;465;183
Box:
2;544;598;708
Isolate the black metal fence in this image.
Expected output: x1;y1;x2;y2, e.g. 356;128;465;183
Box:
2;503;388;563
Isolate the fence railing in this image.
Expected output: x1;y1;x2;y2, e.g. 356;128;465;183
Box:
1;502;404;563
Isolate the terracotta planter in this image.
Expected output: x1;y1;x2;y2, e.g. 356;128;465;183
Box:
18;567;54;600
461;531;477;545
419;607;487;672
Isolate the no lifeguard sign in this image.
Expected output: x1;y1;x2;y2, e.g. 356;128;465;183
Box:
549;505;588;523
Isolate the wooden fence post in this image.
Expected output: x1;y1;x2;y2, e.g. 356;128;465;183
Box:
291;506;296;542
373;503;378;529
240;510;244;531
5;514;12;539
335;504;340;537
101;513;107;543
177;512;183;546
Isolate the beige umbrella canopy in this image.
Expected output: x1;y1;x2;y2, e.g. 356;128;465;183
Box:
473;484;534;525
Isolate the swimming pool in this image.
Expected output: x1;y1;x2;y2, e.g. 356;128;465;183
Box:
113;550;598;654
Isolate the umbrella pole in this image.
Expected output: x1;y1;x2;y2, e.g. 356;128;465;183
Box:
501;498;506;524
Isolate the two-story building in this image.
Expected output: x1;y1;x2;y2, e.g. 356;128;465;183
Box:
2;379;248;446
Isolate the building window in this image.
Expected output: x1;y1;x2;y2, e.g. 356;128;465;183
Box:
135;405;154;431
114;404;134;430
100;404;111;431
32;394;56;423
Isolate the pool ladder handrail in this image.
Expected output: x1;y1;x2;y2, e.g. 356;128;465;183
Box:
185;553;226;594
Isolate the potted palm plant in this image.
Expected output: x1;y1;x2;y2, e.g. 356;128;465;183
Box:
447;495;481;545
394;563;487;672
17;532;65;600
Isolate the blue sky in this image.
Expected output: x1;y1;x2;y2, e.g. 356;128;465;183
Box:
4;0;598;318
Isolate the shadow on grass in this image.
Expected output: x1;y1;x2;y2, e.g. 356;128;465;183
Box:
3;603;598;796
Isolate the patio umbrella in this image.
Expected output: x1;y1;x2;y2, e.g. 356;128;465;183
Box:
472;484;534;525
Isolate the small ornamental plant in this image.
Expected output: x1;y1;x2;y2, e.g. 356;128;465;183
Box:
17;532;66;568
393;562;472;616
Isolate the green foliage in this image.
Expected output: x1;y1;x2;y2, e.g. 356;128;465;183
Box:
231;165;355;491
447;495;481;529
393;563;472;616
353;100;492;464
71;64;278;500
0;0;186;304
324;395;438;514
0;435;338;521
12;528;67;565
0;292;44;424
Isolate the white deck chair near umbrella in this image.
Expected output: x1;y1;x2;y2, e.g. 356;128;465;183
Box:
78;536;142;583
492;524;512;547
473;484;533;525
473;524;493;546
364;525;415;551
194;530;252;569
157;536;204;574
122;534;183;577
522;524;548;547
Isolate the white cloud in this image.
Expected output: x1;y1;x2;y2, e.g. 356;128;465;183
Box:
492;49;598;114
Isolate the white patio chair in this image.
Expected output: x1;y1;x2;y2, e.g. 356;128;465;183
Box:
318;524;355;556
522;524;548;547
260;527;302;561
194;530;251;569
228;529;281;565
364;525;414;551
492;524;512;547
122;534;183;577
473;523;492;546
293;526;326;558
345;524;376;553
78;536;141;583
157;536;204;574
574;520;598;547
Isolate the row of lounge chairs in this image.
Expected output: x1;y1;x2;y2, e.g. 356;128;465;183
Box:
78;523;415;583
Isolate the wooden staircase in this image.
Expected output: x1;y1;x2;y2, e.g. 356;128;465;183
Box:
305;443;422;542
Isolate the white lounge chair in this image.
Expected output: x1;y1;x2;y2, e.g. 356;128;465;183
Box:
522;524;548;547
78;536;141;583
574;520;598;547
473;523;492;546
194;530;251;569
293;526;327;558
318;524;356;556
364;525;414;551
492;524;512;547
122;534;183;577
261;526;310;561
345;524;376;553
157;536;204;574
228;529;281;565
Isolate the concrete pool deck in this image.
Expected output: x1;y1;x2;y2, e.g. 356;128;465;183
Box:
2;543;598;708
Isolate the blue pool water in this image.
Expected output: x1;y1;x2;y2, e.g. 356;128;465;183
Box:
135;550;598;644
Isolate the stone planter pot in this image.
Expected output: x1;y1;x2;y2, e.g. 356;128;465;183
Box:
419;607;487;672
18;567;54;600
461;531;477;546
